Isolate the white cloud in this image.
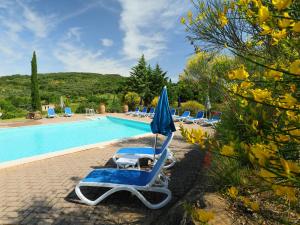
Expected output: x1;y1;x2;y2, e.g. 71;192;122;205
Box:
54;30;130;76
101;38;114;47
16;0;54;38
118;0;189;60
66;27;81;41
0;0;189;77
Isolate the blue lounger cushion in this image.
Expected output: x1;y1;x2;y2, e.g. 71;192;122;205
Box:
116;147;161;155
82;169;151;186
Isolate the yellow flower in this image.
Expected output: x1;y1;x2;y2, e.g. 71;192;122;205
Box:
289;129;300;138
290;84;296;93
230;83;238;93
264;69;283;80
228;66;249;80
240;81;253;89
238;0;250;6
293;22;300;32
272;0;292;11
281;93;297;107
258;5;269;23
220;144;235;156
241;196;250;206
180;17;186;24
250;202;259;211
251;144;273;166
252;89;272;102
286;110;295;119
252;0;261;7
272;29;287;40
257;40;264;46
194;209;215;223
187;10;193;24
230;1;236;10
219;13;228;27
259;169;276;181
278;12;292;28
289;60;300;75
228;186;238;198
246;9;255;17
260;24;272;35
251;120;259;130
241;99;248;107
272;185;297;202
280;158;290;175
276;134;289;142
196;13;204;21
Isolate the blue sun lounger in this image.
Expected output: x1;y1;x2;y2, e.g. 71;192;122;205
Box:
112;132;175;169
47;108;56;118
75;148;171;209
64;107;73;117
173;111;190;122
200;112;222;127
126;107;139;115
185;111;204;124
145;107;155;117
134;107;147;116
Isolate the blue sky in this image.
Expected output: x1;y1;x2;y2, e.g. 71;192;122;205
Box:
0;0;193;81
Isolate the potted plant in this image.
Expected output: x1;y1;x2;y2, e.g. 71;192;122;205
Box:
98;103;106;114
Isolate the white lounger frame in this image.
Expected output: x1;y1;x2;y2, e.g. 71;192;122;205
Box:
75;153;171;209
112;132;176;169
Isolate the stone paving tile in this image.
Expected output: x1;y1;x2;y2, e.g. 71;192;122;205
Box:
0;114;207;224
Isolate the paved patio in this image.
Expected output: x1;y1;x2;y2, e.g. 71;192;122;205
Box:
0;114;208;225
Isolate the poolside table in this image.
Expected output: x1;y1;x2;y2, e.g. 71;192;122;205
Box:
115;155;140;169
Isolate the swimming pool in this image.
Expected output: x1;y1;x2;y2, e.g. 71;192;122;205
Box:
0;116;151;166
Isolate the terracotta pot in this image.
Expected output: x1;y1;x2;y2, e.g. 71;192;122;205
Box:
99;104;105;114
33;111;42;120
123;104;128;113
27;111;42;120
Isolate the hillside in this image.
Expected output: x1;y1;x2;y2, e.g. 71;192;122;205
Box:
0;72;126;101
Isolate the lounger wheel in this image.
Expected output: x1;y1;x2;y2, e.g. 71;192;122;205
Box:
75;184;172;209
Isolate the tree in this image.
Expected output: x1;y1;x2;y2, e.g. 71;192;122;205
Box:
30;51;41;111
150;64;168;93
125;55;148;94
125;55;168;105
180;0;300;222
181;52;235;104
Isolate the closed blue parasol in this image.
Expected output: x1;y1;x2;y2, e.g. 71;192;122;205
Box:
150;86;176;155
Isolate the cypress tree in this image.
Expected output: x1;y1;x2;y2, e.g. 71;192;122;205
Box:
31;51;41;111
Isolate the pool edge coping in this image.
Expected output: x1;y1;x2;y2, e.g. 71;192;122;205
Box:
0;132;153;170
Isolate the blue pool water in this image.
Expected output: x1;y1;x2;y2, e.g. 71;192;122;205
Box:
0;116;151;164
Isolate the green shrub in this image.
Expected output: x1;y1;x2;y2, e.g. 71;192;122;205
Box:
75;102;98;113
69;103;79;113
0;99;28;119
207;155;251;191
1;110;27;119
106;95;122;113
54;105;63;113
124;92;140;110
181;100;205;115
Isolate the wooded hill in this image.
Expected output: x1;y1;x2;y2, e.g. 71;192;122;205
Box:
0;72;126;102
